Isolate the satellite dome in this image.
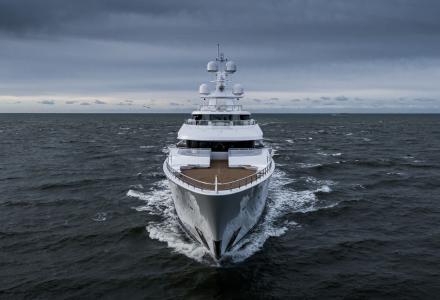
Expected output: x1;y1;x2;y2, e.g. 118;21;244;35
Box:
199;83;210;95
207;61;218;72
232;84;244;95
225;61;236;73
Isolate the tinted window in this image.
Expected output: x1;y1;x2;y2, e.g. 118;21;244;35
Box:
186;140;254;151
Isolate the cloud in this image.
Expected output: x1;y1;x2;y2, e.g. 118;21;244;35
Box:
169;102;181;106
116;101;132;106
80;102;90;105
413;97;437;102
38;100;55;105
1;1;440;112
2;0;439;48
94;99;106;104
65;100;77;104
334;96;349;101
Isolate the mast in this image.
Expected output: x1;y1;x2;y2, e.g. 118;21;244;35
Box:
199;46;243;110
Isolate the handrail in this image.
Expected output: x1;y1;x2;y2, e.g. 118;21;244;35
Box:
185;119;256;126
198;104;242;112
165;157;273;192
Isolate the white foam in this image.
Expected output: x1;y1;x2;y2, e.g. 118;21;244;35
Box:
128;182;211;263
128;169;336;265
92;212;107;222
224;169;321;262
297;162;322;168
317;152;342;157
315;185;332;193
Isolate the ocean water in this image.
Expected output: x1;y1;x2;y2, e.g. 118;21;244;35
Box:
1;113;440;299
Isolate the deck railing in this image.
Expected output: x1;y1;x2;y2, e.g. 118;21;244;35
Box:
165;157;273;192
199;104;242;112
185;119;256;126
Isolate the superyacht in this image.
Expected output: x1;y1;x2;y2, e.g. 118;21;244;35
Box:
163;49;275;260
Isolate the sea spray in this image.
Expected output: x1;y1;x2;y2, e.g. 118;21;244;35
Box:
128;168;336;264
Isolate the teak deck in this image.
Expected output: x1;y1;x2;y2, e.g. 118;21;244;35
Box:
181;160;256;190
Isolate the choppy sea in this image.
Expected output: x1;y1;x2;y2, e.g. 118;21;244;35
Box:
1;113;440;299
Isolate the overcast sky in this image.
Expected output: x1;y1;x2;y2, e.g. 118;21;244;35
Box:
0;0;439;113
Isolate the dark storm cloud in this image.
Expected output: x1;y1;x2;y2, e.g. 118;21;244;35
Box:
94;99;107;104
80;102;90;106
1;0;440;112
2;0;440;54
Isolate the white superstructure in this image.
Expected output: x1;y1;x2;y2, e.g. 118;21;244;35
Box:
163;47;275;260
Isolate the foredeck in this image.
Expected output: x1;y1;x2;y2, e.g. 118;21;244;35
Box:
181;160;257;190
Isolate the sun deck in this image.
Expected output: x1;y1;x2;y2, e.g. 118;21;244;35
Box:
181;160;257;190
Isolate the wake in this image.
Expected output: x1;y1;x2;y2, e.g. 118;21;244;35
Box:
127;169;335;265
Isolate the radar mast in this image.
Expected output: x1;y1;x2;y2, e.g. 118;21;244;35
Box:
199;45;244;109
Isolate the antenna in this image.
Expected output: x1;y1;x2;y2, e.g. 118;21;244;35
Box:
216;43;226;63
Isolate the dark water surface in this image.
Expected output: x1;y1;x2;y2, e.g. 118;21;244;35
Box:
1;114;440;299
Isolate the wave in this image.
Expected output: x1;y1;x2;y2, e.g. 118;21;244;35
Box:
35;175;133;191
317;152;342;157
223;169;324;263
128;183;210;263
297;162;323;169
128;169;337;265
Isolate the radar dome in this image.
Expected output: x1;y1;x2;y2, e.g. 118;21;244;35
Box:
199;83;210;95
226;61;236;73
232;84;244;95
207;61;218;72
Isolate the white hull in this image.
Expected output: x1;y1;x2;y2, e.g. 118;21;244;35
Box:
164;161;274;260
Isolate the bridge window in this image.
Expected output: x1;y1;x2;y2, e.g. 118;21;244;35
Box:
185;140;255;151
191;114;251;121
